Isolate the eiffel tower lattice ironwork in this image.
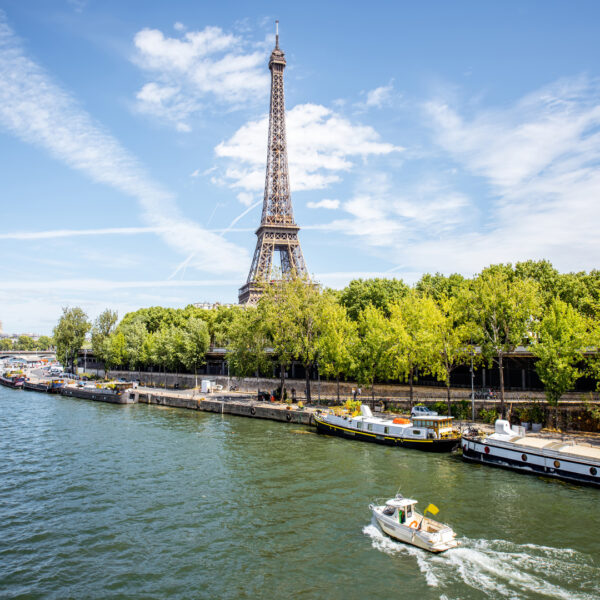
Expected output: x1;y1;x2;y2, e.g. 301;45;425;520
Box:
238;22;309;305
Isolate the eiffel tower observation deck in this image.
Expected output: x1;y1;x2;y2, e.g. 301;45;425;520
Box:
238;21;309;305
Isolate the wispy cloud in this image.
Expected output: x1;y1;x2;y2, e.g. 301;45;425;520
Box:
132;24;269;130
0;226;165;240
0;16;247;274
419;76;600;274
0;279;241;292
215;103;402;196
307;199;340;210
355;81;395;111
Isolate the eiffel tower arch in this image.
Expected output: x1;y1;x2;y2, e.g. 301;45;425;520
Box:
238;22;309;305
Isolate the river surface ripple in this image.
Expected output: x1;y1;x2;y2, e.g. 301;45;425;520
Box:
1;387;599;599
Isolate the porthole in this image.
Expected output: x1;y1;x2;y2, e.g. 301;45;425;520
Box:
484;446;490;454
591;467;597;476
554;460;560;469
522;454;528;462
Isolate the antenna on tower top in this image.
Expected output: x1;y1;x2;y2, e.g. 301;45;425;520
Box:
275;20;279;48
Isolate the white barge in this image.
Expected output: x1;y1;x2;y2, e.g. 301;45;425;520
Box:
462;420;600;487
314;405;460;452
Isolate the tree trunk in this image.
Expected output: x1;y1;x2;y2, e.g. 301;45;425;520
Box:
305;364;311;404
409;366;414;408
446;381;452;416
498;353;505;419
336;376;340;403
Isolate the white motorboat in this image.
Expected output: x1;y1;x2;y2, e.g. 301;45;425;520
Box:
369;494;459;553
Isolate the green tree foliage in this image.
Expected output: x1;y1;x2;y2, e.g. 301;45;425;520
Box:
339;277;409;321
415;273;466;303
91;309;118;372
36;336;53;351
226;306;270;379
53;307;91;370
0;338;13;350
464;265;540;417
354;305;391;400
259;277;327;402
180;318;211;387
316;296;357;401
531;299;589;427
120;317;148;372
431;295;475;414
15;335;36;351
386;292;444;406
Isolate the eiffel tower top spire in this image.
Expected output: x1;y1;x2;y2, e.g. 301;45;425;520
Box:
238;21;309;304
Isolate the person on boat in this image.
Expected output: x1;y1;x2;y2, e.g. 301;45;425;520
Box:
399;509;405;524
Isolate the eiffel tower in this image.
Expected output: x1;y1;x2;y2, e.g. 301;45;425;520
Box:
238;22;309;305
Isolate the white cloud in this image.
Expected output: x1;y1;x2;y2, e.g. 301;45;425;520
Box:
0;17;247;275
362;82;394;109
215;103;402;192
132;25;269;130
307;199;340;209
418;76;600;274
236;191;255;206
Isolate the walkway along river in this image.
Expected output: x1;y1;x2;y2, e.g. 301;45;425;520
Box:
1;386;599;599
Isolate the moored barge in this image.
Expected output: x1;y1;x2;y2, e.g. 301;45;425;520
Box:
0;373;25;389
461;420;600;487
314;405;459;452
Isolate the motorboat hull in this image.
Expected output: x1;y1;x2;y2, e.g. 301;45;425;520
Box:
461;437;600;488
315;416;459;452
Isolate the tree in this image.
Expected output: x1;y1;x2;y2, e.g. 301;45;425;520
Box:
531;299;589;428
91;309;118;376
16;335;35;351
415;273;466;303
53;307;91;371
259;277;326;403
36;336;53;351
0;338;13;350
105;331;127;375
226;305;271;381
339;278;409;321
120;318;148;376
465;265;540;418
316;297;357;402
430;295;475;415
180;318;210;388
354;305;391;402
386;292;443;407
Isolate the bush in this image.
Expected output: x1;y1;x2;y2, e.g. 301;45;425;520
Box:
480;408;498;424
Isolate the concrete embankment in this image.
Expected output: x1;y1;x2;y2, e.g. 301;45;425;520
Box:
135;391;314;425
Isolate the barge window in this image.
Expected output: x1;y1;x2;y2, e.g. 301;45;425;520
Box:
413;430;421;436
591;467;597;476
367;423;373;431
356;421;362;429
384;426;389;434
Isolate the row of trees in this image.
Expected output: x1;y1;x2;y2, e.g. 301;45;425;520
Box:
51;260;600;421
0;335;54;351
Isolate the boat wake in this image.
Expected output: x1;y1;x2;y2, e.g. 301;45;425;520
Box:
363;523;600;599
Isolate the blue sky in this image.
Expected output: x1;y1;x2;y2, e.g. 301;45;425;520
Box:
1;1;600;334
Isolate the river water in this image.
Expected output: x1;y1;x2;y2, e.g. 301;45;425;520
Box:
1;387;599;600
